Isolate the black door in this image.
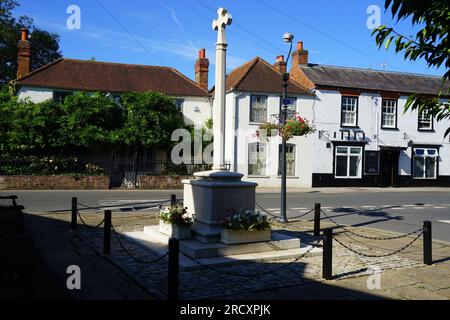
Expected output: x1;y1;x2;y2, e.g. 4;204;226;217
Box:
380;149;399;187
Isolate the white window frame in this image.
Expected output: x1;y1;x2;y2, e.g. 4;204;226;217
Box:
413;148;438;180
248;142;267;176
341;96;358;127
381;99;397;129
250;95;267;123
278;144;296;177
418;111;433;131
335;146;363;179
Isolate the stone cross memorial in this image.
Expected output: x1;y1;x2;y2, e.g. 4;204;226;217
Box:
182;8;258;243
212;8;232;171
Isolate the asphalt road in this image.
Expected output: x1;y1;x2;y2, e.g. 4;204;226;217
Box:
2;188;450;242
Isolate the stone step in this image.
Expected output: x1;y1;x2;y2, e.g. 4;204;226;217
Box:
125;226;322;270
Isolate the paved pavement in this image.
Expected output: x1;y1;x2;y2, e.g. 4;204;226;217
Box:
3;187;450;242
21;210;450;300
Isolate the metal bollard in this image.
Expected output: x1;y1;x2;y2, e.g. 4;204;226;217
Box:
170;194;177;206
314;203;321;237
168;237;180;301
322;228;333;280
71;197;77;231
103;210;112;255
423;221;432;266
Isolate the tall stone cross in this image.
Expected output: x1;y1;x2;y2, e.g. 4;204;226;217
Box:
212;8;232;171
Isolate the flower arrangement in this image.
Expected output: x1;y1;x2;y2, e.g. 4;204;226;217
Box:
222;209;271;231
159;203;194;226
256;121;279;140
281;116;315;141
256;116;315;141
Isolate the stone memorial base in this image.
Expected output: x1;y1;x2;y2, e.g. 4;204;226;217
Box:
122;169;322;269
125;226;322;270
182;170;258;243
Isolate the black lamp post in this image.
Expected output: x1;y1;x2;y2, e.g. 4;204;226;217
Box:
279;32;294;223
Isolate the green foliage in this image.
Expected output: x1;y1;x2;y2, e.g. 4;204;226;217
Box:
159;203;194;226
0;155;105;176
61;92;124;147
0;0;62;84
222;209;271;231
0;94;63;153
111;92;185;148
204;118;213;130
372;0;450;136
0;90;187;154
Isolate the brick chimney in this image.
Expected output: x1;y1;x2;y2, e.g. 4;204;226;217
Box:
273;55;287;74
17;28;31;78
195;48;209;91
292;41;309;67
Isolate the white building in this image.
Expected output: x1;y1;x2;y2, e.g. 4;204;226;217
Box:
15;29;212;128
224;42;450;188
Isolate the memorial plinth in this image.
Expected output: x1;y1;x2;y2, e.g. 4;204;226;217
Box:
182;170;257;243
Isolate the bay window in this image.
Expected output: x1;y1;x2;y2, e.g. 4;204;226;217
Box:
413;148;438;179
335;146;363;178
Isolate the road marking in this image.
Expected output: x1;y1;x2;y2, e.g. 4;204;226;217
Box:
290;207;308;210
390;207;405;210
433;207;446;209
266;208;280;211
361;206;374;208
438;220;450;224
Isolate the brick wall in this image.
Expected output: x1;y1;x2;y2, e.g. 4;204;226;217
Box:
138;175;192;189
0;175;109;190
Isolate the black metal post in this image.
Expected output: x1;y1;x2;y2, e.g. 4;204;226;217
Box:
423;220;432;266
314;203;321;237
71;197;77;231
323;228;333;280
103;210;112;255
168;237;180;301
280;73;289;224
170;194;177;206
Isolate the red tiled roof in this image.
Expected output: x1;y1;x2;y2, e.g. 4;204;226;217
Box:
17;58;210;97
223;57;311;95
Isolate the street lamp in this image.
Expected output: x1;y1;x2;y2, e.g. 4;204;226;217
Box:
279;32;294;223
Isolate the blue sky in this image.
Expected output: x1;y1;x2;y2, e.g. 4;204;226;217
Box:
13;0;445;85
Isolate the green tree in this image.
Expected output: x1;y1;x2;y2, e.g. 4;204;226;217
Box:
3;97;63;153
0;0;62;85
113;92;185;149
372;0;450;136
60;92;124;148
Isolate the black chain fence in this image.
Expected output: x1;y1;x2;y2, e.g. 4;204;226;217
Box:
111;225;168;265
180;238;322;278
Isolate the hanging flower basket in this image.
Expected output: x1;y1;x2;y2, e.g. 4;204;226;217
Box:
257;121;279;141
281;116;315;140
